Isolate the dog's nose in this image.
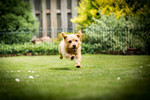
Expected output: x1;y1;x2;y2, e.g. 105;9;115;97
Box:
73;45;76;48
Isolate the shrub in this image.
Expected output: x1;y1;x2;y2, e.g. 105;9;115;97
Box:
127;15;150;53
0;42;99;55
0;42;59;56
81;43;102;54
0;30;38;44
84;13;144;53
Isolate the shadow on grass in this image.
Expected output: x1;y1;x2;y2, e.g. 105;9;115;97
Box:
50;67;71;70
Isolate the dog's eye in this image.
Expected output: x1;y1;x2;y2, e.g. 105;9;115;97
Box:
68;41;72;43
75;40;78;42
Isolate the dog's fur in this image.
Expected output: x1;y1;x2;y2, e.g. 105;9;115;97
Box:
59;30;82;68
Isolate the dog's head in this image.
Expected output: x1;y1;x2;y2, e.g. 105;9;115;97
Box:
61;30;82;52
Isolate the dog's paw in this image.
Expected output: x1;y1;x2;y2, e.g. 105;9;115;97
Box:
71;56;75;60
60;56;63;59
76;64;82;68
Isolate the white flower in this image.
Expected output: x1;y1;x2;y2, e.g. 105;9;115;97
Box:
29;76;34;79
11;71;13;72
28;70;31;72
32;71;35;73
15;78;20;82
117;77;121;80
18;70;20;72
36;75;39;77
140;66;143;68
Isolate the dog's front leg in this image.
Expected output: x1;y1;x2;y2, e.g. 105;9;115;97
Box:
75;51;81;68
65;53;75;60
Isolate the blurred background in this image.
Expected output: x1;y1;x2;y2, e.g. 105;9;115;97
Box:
0;0;150;56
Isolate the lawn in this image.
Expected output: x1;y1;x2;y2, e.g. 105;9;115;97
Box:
0;54;150;100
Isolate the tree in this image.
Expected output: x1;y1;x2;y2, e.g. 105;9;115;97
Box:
71;0;150;29
0;0;39;44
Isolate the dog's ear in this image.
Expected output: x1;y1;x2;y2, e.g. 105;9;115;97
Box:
76;30;82;38
61;32;67;39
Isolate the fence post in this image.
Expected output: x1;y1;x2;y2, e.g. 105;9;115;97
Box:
71;0;78;29
51;0;57;38
42;0;47;37
61;0;67;32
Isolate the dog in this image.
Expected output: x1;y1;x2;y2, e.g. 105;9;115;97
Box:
59;30;82;68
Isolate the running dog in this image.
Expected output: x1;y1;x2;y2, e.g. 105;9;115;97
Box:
59;30;82;68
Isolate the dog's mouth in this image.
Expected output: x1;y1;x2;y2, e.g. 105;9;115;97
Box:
72;48;76;51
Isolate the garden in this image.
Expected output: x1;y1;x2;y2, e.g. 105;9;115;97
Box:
0;0;150;100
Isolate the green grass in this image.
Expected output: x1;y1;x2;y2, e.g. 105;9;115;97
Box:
0;54;150;100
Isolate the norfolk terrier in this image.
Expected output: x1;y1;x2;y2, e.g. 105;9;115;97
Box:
59;30;82;68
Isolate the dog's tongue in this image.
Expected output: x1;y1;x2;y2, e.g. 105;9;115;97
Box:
73;48;76;51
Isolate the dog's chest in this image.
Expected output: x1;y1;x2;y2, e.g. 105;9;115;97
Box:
66;48;77;55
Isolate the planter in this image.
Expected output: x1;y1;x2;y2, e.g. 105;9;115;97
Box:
11;54;17;57
6;54;12;57
126;48;141;55
26;53;32;56
0;54;3;57
127;48;139;51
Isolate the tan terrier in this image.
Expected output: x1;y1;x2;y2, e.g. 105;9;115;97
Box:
59;30;82;68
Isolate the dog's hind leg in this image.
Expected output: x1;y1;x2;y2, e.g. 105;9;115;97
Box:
59;43;63;59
